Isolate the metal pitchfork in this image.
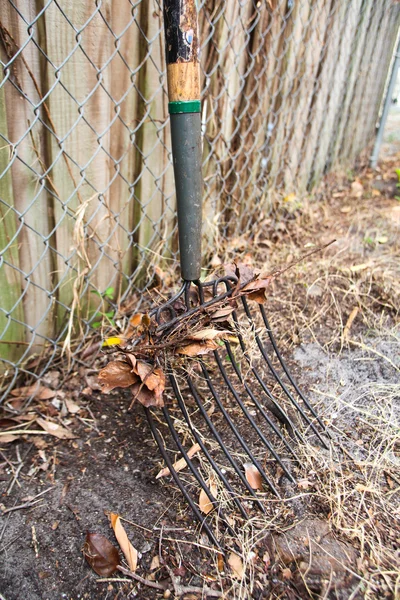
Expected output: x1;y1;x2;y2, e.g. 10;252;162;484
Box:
142;0;329;548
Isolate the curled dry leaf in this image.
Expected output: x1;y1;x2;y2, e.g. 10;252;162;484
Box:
199;477;218;515
227;552;244;578
83;531;120;576
156;443;201;479
127;355;165;408
241;275;273;304
98;361;138;393
243;462;263;490
110;513;138;572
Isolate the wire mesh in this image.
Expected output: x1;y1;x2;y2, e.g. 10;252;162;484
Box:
0;0;399;400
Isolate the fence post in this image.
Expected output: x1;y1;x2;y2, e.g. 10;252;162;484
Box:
370;35;400;169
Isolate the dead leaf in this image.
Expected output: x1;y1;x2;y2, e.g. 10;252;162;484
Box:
188;329;231;341
297;479;313;490
227;552;244;578
177;340;219;357
11;384;56;400
64;398;81;414
98;361;138;393
83;532;120;576
130;382;164;408
244;463;262;490
263;551;270;569
156;443;201;479
217;552;224;572
0;418;19;429
342;307;359;341
127;356;165;408
282;567;292;579
150;555;160;571
241;275;273;303
199;477;218;515
0;434;18;444
110;513;138;572
350;180;364;197
210;305;235;321
36;418;76;439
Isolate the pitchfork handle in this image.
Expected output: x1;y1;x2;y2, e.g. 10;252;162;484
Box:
164;0;202;282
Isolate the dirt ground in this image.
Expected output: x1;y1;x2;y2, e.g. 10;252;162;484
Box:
1;141;399;598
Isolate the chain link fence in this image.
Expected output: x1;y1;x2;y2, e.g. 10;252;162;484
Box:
1;0;399;400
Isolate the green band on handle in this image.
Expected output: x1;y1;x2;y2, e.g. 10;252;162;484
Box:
169;100;201;114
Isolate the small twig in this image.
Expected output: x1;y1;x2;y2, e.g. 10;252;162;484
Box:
31;525;39;558
165;564;223;598
117;565;168;592
0;487;54;515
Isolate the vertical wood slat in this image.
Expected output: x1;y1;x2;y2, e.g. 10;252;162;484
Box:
0;72;25;366
328;0;375;170
311;0;364;184
1;0;54;356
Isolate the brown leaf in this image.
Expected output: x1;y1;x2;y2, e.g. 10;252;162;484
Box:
177;340;219;357
226;262;257;285
36;418;77;440
199;477;218;515
131;381;164;408
0;434;18;444
83;532;120;576
136;361;165;393
64;398;81;414
244;463;263;490
227;552;244;578
110;513;138;572
217;552;224;572
297;479;313;490
282;567;292;580
188;329;231;341
241;276;273;304
98;361;138;393
11;384;56;400
210;305;235;322
156;443;201;479
0;418;19;429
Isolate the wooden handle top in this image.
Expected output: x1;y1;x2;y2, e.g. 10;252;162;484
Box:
164;0;201;105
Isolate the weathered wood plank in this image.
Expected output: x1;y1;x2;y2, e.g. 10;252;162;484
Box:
0;71;25;367
2;0;54;353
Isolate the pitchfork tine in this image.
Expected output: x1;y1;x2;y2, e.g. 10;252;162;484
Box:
169;371;251;519
200;361;281;497
241;298;329;448
162;404;237;538
185;375;267;514
145;408;222;549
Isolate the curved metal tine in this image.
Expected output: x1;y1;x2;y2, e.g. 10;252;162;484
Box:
213;351;295;484
225;331;304;444
150;281;187;319
169;372;250;520
200;361;281;497
162;404;237;538
241;298;328;449
185;375;267;514
144;408;222;550
259;305;331;438
223;340;301;462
